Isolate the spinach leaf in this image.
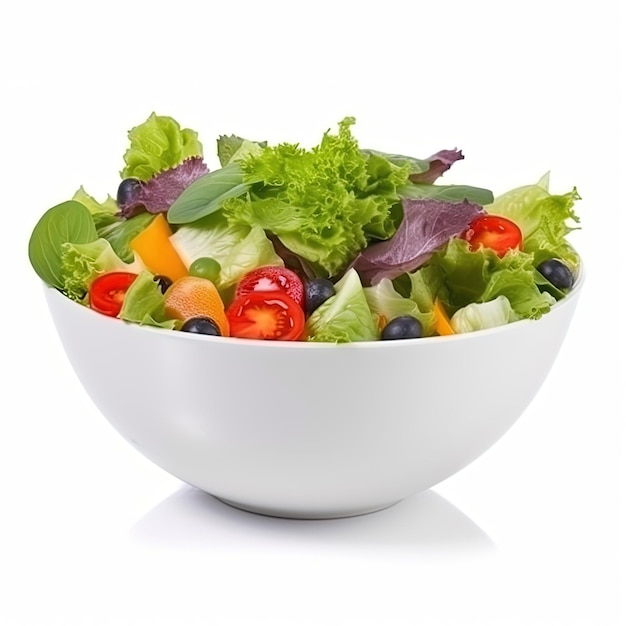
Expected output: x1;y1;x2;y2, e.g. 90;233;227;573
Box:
167;163;251;224
399;183;494;206
28;201;98;289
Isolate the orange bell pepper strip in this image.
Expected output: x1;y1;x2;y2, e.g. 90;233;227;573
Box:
130;214;188;282
433;298;455;336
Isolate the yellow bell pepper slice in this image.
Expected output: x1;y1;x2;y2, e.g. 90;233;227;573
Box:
130;214;188;282
434;298;455;336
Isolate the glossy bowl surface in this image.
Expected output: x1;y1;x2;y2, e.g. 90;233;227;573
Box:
44;272;583;519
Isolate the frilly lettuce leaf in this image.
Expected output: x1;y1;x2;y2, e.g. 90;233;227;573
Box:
450;296;518;333
427;238;555;320
121;113;203;181
222;117;410;278
306;269;378;343
119;271;178;329
168;211;283;292
486;173;581;268
60;238;128;302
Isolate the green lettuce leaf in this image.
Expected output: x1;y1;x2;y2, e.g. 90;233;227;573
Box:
407;265;446;336
60;238;128;302
121;113;203;181
96;212;155;263
119;271;178;329
450;296;518;333
306;269;378;343
168;212;283;291
72;186;118;217
486;173;581;268
222;117;410;277
217;134;267;167
427;238;554;320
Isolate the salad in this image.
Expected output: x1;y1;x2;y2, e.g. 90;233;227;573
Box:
28;113;581;342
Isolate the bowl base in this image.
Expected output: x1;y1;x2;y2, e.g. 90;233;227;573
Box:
213;495;403;520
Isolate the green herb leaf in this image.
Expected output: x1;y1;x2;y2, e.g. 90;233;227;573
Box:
217;134;267;167
167;163;251;224
28;201;98;289
399;183;494;205
361;149;431;175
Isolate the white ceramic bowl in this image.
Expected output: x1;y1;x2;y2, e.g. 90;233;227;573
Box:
44;272;583;519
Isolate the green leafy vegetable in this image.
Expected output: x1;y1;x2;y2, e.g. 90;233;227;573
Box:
223;117;410;277
427;238;554;319
167;163;250;224
28;201;98;290
364;277;420;327
398;183;494;206
407;265;446;336
485;173;581;268
217;134;267;167
306;269;378;343
361;149;431;176
119;271;178;329
121;113;203;181
169;212;283;290
97;212;155;263
72;186;118;216
450;296;518;333
60;238;128;301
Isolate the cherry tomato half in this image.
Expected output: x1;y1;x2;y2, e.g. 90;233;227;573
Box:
226;290;305;341
89;272;138;317
235;266;305;307
463;215;523;257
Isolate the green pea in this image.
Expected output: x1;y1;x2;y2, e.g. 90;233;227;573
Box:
189;257;222;282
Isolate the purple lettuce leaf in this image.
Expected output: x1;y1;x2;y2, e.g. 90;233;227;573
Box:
118;156;208;218
409;149;464;184
352;197;484;285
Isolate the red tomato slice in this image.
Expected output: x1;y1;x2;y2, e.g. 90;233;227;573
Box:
226;291;305;341
89;272;138;317
463;215;523;257
235;266;304;307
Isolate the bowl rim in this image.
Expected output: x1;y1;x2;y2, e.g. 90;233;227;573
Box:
43;260;585;351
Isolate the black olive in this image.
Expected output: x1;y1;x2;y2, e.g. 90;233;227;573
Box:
180;316;221;336
305;278;335;314
381;316;423;340
537;259;574;290
117;178;142;206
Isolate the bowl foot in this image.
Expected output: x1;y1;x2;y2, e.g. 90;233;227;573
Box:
213;495;403;520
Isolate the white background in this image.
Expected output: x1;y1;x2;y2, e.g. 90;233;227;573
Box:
1;1;624;624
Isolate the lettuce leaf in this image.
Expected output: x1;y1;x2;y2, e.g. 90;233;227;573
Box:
450;296;518;333
427;238;554;319
96;212;155;263
168;212;283;291
121;113;203;181
364;277;420;330
222;117;410;278
306;269;378;343
119;271;178;329
485;173;581;268
217;134;267;167
60;238;128;302
72;186;118;216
